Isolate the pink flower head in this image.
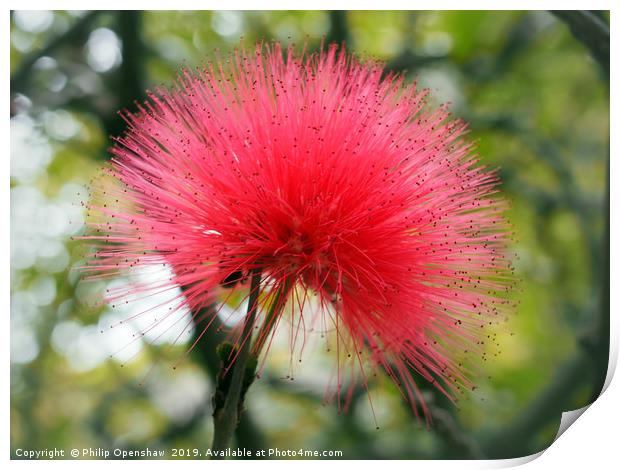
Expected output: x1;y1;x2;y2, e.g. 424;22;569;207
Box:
83;43;512;418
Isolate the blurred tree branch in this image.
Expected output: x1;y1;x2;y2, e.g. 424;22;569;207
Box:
106;11;147;138
10;11;102;94
77;11;148;142
326;11;350;46
552;10;610;77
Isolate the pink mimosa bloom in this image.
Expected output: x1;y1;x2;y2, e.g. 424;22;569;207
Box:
83;43;512;418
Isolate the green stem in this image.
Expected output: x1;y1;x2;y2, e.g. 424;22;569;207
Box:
252;279;294;359
211;268;262;458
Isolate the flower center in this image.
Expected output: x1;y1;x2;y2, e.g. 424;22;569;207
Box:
275;227;318;272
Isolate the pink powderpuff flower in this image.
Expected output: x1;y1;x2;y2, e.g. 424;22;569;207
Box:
82;42;513;419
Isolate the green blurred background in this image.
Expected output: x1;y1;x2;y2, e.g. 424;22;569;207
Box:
10;10;609;459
